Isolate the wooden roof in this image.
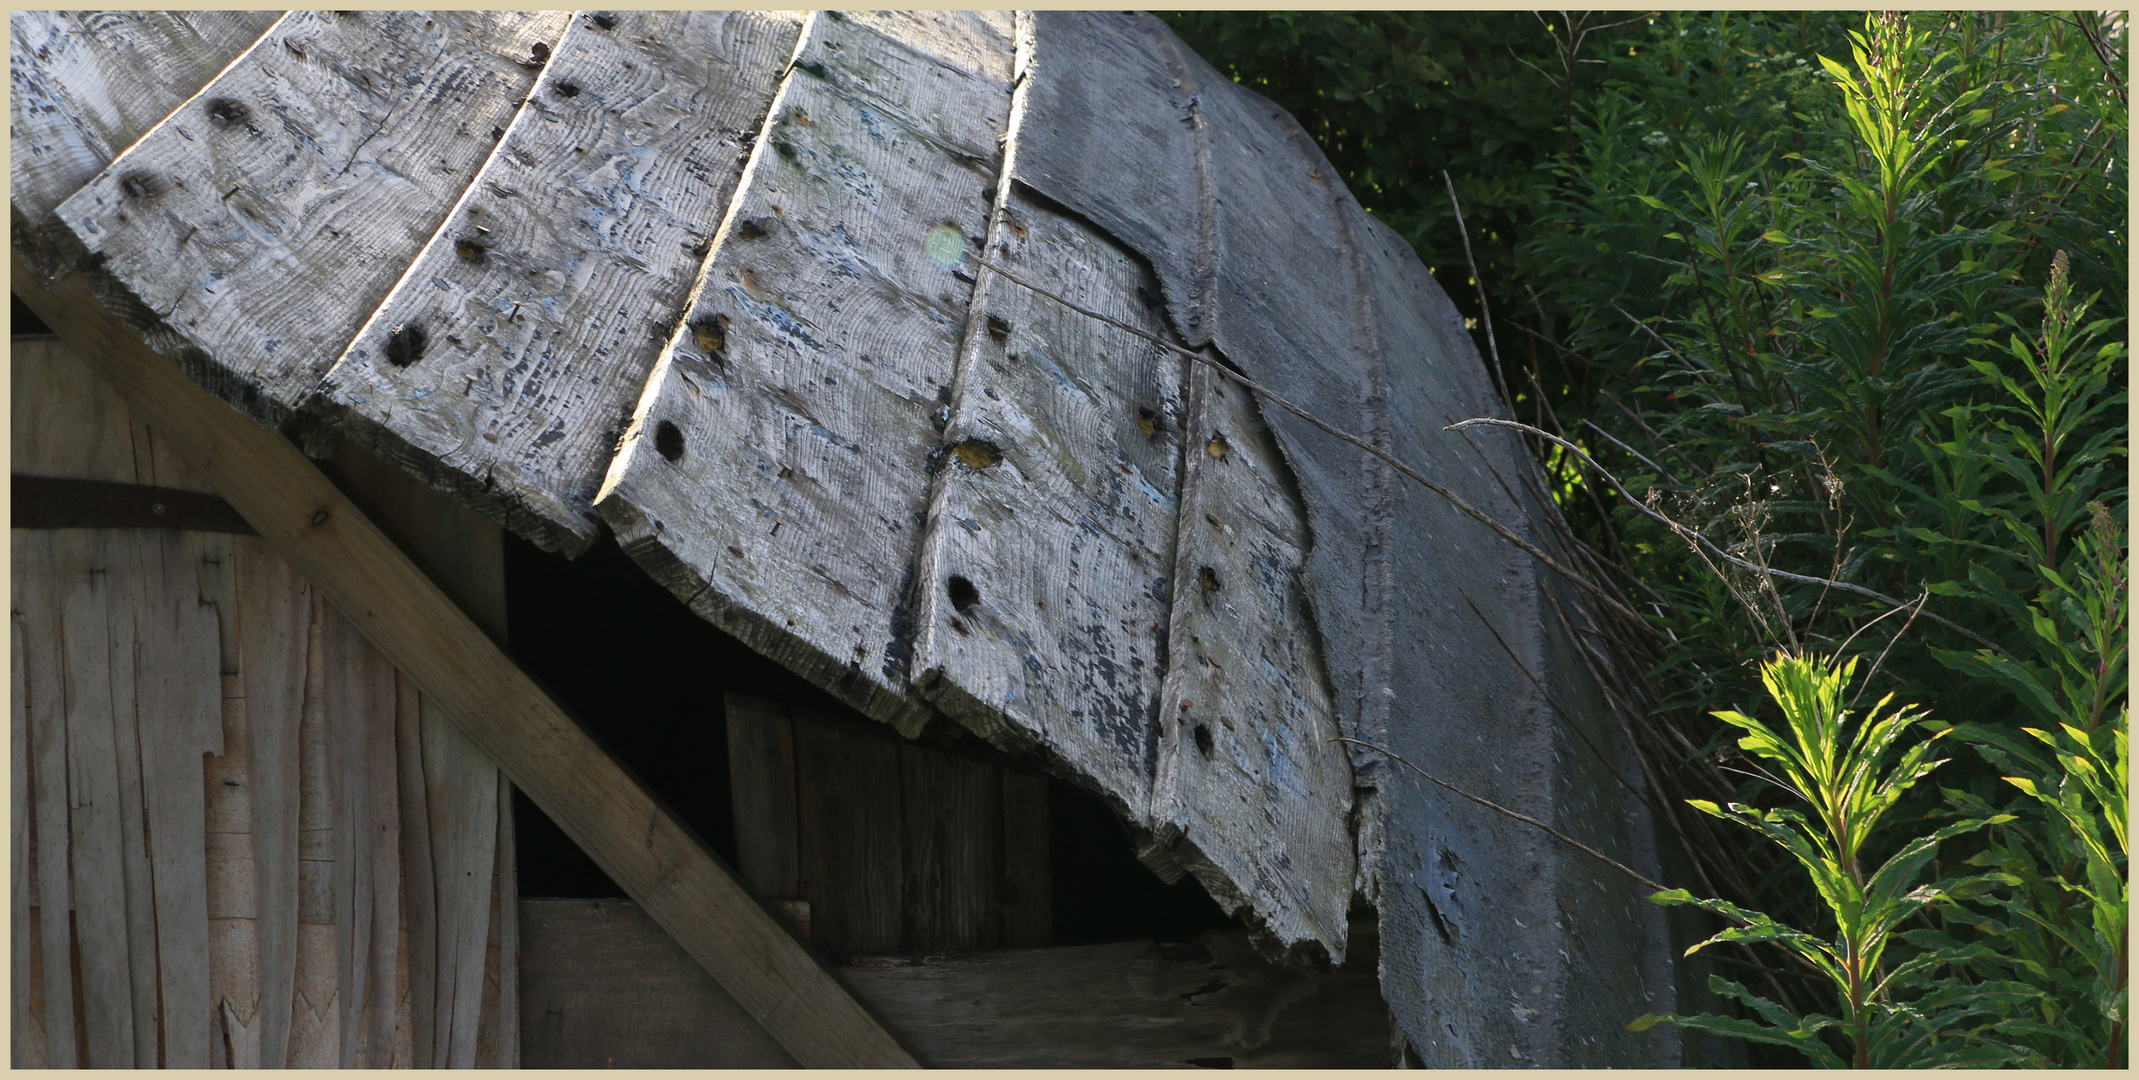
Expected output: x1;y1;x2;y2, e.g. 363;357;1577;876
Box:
12;10;1676;1065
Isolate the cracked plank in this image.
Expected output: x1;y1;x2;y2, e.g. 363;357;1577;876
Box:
315;10;803;555
53;11;568;425
598;11;1015;730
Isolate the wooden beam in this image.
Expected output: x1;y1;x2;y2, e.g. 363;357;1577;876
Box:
12;253;919;1069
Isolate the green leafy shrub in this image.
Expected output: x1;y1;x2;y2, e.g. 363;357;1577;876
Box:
1170;8;2127;1066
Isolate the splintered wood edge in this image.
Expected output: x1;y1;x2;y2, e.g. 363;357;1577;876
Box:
12;251;920;1070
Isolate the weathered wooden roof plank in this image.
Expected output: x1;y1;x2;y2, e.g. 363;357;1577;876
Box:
597;11;1015;731
1010;11;1672;1064
911;186;1185;810
54;11;570;427
1150;362;1357;964
9;10;281;242
314;11;803;556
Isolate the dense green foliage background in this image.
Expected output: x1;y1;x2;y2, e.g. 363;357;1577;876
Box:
1165;10;2127;1067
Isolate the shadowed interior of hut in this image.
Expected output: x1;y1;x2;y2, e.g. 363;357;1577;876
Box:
500;530;1238;951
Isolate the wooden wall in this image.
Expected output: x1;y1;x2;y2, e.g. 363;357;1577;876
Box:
516;896;1389;1068
727;694;1049;957
10;337;516;1067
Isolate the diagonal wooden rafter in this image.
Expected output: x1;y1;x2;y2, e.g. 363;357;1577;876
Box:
11;251;919;1070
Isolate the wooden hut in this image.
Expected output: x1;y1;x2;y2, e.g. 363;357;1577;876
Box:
12;10;1680;1067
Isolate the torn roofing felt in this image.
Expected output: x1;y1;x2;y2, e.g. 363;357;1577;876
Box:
15;9;1677;1065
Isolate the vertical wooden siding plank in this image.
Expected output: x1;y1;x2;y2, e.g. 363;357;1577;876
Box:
107;534;167;1068
316;10;805;555
9;338;141;483
204;596;261;1072
19;530;79;1067
7;10;282;232
322;602;401;1068
133;530;226;1067
726;695;801;901
792;712;904;955
11;587;49;1068
237;537;307;1067
360;634;403;1067
59;531;137;1066
488;779;520;1069
392;673;438;1070
290;594;339;1068
422;698;498;1068
999;767;1051;948
198;530;260;1066
900;744;998;951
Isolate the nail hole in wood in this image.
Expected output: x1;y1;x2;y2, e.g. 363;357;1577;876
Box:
204;97;249;130
383;322;427;367
655;420;685;462
554;81;581;98
1193;724;1214;757
118;171;162;200
588;12;617;30
453;237;489;264
947;574;980;614
1199;566;1221;593
985;314;1011;343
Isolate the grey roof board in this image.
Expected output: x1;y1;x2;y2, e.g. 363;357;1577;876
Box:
11;9;1676;1065
1009;11;1677;1064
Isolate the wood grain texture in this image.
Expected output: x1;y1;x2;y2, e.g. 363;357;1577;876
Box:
131;529;227;1067
485;778;520;1069
1009;12;1674;1062
420;699;498;1069
108;537;164;1069
999;766;1051;948
598;10;1015;734
391;674;439;1069
54;530;142;1067
910;184;1185;809
316;10;803;556
52;11;570;424
325;602;402;1067
8;11;280;234
203;542;263;1070
291;592;338;1067
26;142;915;1075
1149;363;1356;963
11;338;166;485
899;742;997;951
838;920;1390;1068
237;535;309;1068
519;899;798;1069
16;530;80;1068
727;694;802;901
10;601;38;1069
793;710;906;956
